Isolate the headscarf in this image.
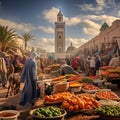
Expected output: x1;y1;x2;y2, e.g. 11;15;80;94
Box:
30;51;38;61
96;55;101;62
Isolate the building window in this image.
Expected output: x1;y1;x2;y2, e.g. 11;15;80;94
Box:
58;47;62;52
59;35;61;39
59;17;61;21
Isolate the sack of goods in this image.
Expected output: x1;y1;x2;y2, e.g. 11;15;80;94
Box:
53;81;69;93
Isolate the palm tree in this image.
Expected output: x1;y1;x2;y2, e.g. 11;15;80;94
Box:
21;33;34;50
0;25;17;51
7;39;19;51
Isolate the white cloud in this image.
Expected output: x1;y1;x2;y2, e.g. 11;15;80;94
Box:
83;27;99;36
80;3;103;12
96;0;106;7
78;0;117;14
43;7;81;26
77;0;111;13
43;7;58;23
64;16;81;26
79;14;118;37
66;38;87;49
29;37;55;52
38;26;54;34
81;19;100;36
84;15;118;25
79;0;106;13
0;18;36;32
29;37;88;52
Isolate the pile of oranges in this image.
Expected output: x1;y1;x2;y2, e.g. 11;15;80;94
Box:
62;95;99;112
44;92;73;103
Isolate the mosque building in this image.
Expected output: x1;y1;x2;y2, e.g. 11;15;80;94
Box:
54;10;120;59
66;42;76;57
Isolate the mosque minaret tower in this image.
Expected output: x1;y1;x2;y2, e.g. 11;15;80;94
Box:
55;9;66;58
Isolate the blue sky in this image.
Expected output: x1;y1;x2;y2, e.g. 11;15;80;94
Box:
0;0;120;52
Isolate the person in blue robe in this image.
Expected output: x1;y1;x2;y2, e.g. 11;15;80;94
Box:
19;51;38;106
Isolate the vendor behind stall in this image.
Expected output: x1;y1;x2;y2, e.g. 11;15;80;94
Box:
109;54;120;67
59;60;79;75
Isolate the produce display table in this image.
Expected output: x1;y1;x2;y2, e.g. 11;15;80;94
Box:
28;73;120;120
18;110;100;120
100;66;120;88
1;71;120;120
93;79;105;87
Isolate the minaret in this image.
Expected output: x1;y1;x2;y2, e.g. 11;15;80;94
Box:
55;9;65;58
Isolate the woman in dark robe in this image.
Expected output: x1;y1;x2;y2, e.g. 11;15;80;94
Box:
19;52;38;106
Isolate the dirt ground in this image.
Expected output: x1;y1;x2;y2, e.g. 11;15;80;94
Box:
0;83;30;111
0;83;36;120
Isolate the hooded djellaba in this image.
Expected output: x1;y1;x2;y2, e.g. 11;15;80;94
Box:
19;51;38;107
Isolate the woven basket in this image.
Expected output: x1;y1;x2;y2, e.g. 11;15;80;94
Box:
30;108;66;120
44;100;63;106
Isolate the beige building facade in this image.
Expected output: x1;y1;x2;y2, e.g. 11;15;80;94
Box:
76;19;120;57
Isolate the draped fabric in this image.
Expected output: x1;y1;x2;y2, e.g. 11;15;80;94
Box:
116;39;120;49
0;57;7;86
107;44;117;57
0;57;7;73
61;65;79;75
19;58;38;106
94;49;103;55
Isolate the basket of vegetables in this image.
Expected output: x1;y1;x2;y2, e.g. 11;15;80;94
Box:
30;106;66;120
97;105;120;120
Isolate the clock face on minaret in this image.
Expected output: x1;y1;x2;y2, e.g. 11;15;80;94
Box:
55;9;65;53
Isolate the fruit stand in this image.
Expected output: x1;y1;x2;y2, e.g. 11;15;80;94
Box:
1;73;120;120
100;66;120;88
27;74;120;120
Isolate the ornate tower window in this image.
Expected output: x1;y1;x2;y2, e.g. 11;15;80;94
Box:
58;47;62;52
59;35;61;39
57;9;63;22
59;17;61;22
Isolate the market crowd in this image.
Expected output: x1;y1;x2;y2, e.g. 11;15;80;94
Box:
0;50;120;107
65;54;120;76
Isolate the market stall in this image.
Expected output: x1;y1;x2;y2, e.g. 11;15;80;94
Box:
100;66;120;88
0;73;120;120
27;74;120;120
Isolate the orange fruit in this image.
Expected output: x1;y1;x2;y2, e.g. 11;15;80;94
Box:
62;101;70;109
79;101;85;109
74;104;79;111
84;104;92;109
72;98;78;105
44;95;50;101
68;105;74;112
49;95;54;102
